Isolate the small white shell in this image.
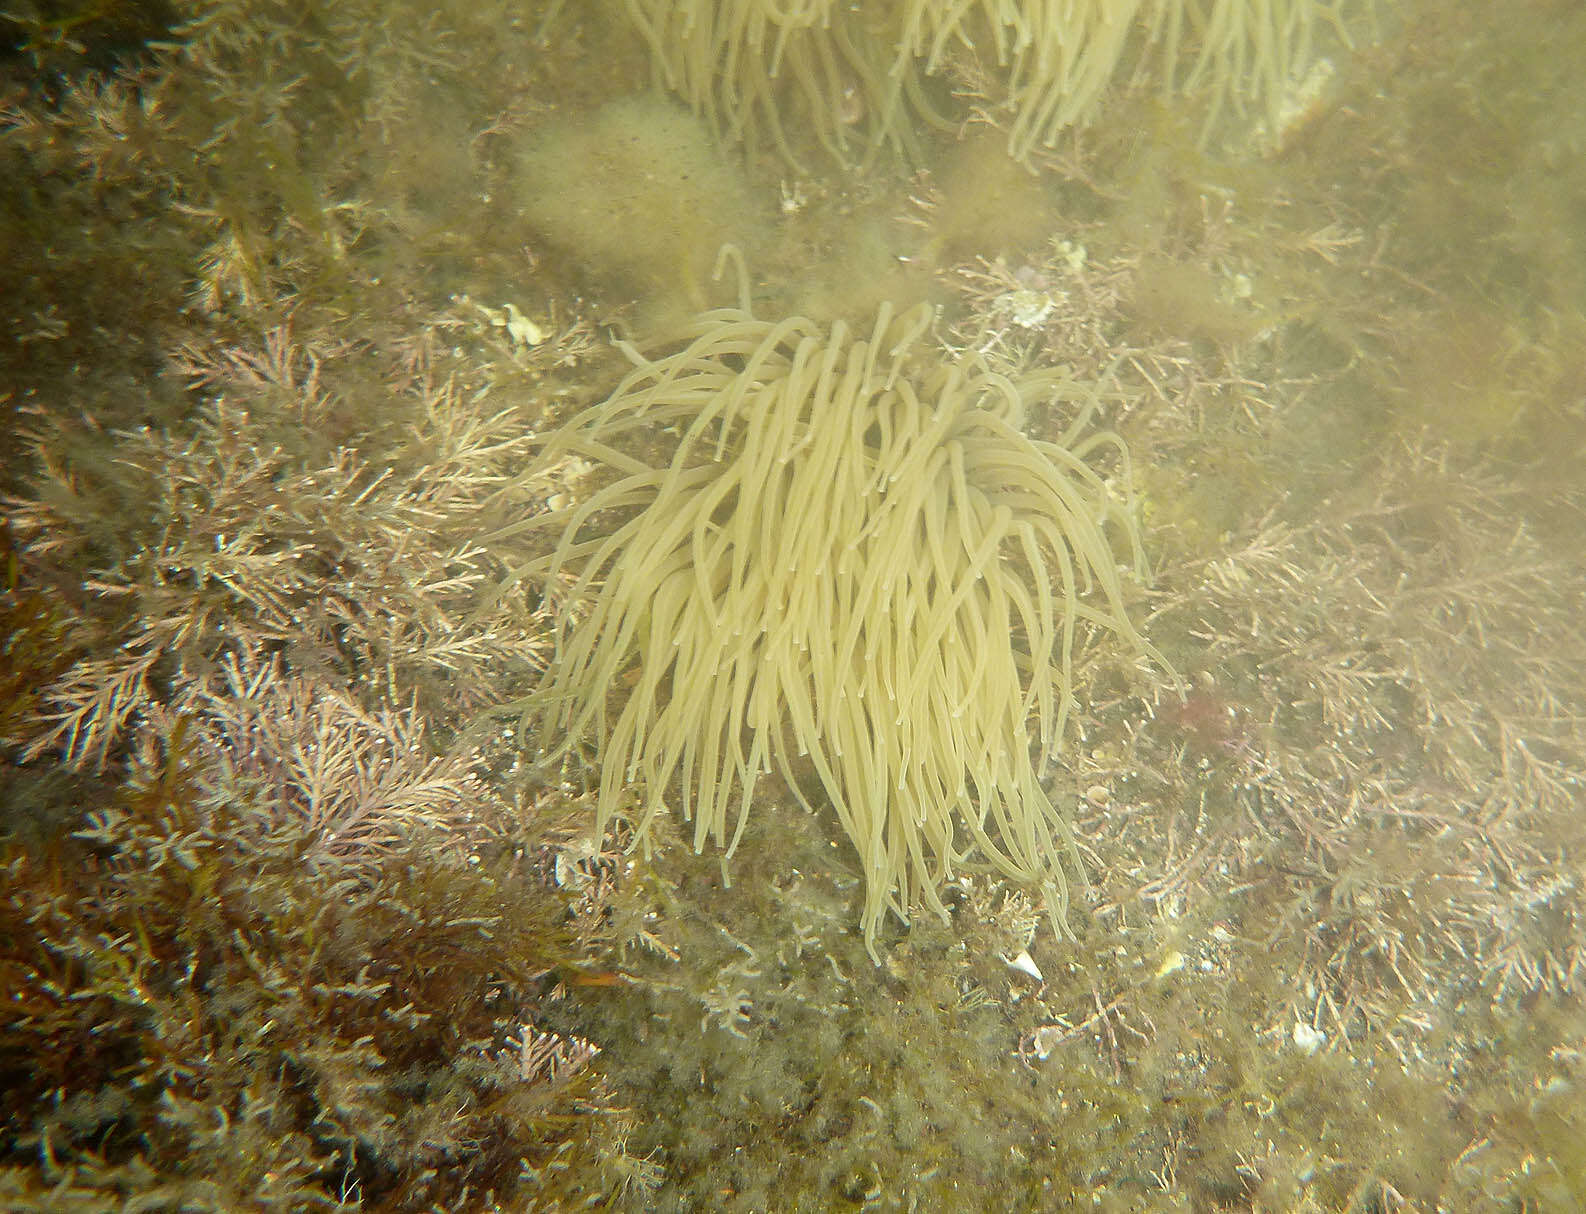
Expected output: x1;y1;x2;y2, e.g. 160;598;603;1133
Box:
553;851;590;891
1291;1021;1326;1055
502;302;545;347
1005;950;1043;983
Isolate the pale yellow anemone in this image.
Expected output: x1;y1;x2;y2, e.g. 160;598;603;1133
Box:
488;258;1167;956
624;0;1369;164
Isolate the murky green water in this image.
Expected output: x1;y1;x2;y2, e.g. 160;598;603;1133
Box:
3;1;1584;1208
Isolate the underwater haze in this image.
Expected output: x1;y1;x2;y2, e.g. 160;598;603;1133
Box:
3;1;1584;1209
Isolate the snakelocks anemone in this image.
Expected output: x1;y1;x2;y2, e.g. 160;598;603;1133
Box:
489;254;1168;958
625;0;1372;165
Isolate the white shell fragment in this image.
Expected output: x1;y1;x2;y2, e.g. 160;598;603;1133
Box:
1291;1020;1327;1055
500;303;545;347
1055;237;1087;273
553;851;590;891
1005;949;1044;983
996;288;1056;329
466;296;546;348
